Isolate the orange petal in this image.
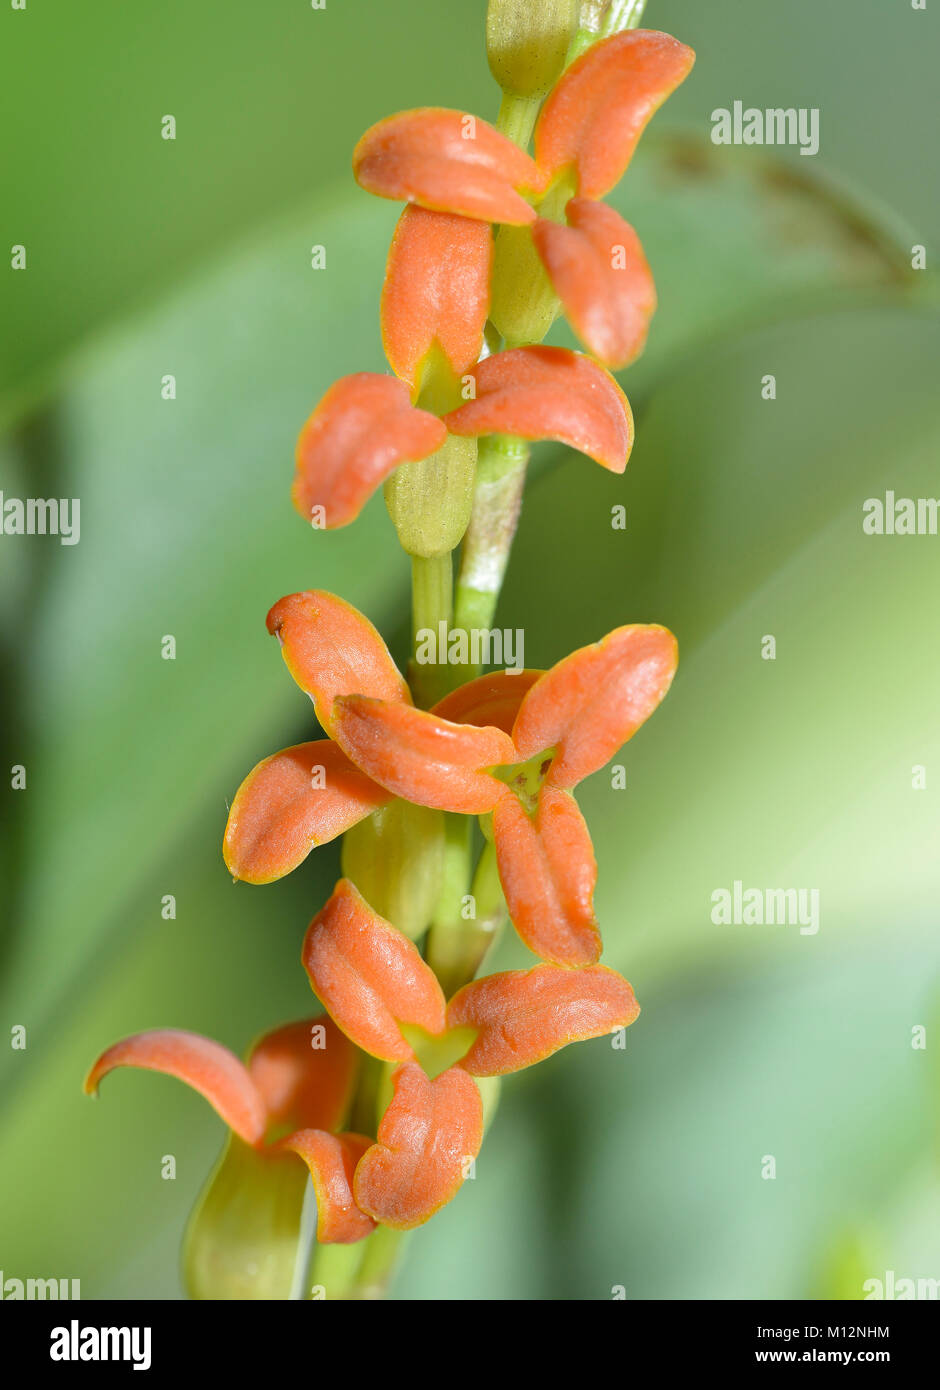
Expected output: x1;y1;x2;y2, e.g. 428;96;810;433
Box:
448;963;639;1076
431;669;542;735
354;107;543;225
302;879;446;1062
513;623;678;788
382;206;493;392
353;1063;483;1229
292;373;446;529
493;786;601;966
266;590;411;733
443;345;633;472
332;695;516;814
84;1030;267;1147
279;1130;376;1244
223;741;390;884
247;1018;360;1137
535;30;695;197
533;199;657;369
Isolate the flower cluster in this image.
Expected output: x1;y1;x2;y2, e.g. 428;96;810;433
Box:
86;5;693;1299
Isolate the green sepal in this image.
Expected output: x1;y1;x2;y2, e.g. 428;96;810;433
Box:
183;1135;308;1300
341;800;446;941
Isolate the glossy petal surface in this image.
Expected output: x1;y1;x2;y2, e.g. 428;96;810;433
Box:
382;206;493;390
223;741;389;883
443;346;633;472
533;199;657;369
302;880;447;1061
449;963;640;1075
353;1063;484;1229
247;1017;359;1137
431;669;541;735
535;30;696;197
354;107;543;225
266;590;411;733
292;373;446;529
279;1130;375;1244
332;696;515;814
513;624;678;788
493;786;601;965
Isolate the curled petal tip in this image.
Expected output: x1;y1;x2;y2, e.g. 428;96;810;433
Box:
264;590;410;731
443;345;633;473
84;1030;268;1147
279;1130;376;1244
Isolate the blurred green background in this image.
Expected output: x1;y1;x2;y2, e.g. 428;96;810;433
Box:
1;0;938;1300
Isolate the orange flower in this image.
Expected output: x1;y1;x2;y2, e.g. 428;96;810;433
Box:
291;344;632;531
224;588;677;967
85;1018;375;1248
352;31;694;369
301;880;639;1227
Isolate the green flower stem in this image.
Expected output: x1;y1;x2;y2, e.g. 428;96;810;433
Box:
409;550;454;708
426;829;508;998
306;1238;368;1300
496;91;542;149
352;1226;409;1300
453;434;529;674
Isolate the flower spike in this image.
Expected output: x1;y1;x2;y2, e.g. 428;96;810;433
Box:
448;963;639;1076
223;741;390;884
302;879;447;1061
353;1063;484;1229
354;107;544;225
535;30;696;198
443;346;634;473
533;199;657;369
382;206;493;393
292;374;446;530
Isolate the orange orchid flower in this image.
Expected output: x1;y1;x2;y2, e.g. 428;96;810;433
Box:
301;879;639;1227
291;343;632;531
85;1018;375;1278
351;31;694;370
224;587;676;967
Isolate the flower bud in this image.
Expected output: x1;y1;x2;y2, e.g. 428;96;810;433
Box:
184;1137;307;1300
488;224;561;348
384;433;477;558
341;800;446;940
487;0;579;99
